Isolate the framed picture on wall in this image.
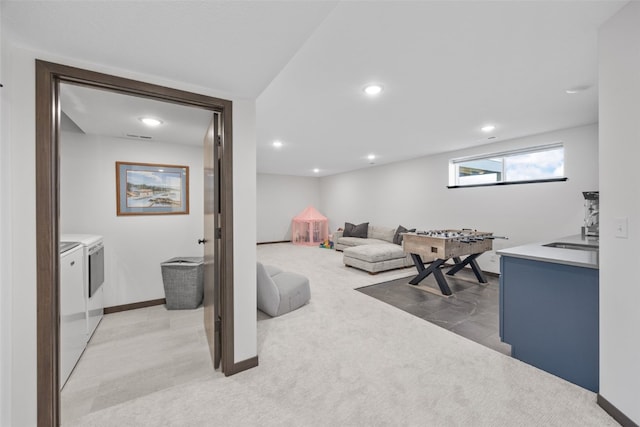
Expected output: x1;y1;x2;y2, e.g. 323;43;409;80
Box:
116;161;189;216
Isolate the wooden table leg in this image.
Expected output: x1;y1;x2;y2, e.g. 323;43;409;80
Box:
409;254;430;284
409;258;451;296
411;253;425;273
468;256;487;283
432;261;452;295
446;253;487;283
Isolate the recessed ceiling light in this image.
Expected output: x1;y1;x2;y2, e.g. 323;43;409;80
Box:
367;154;376;161
272;140;283;148
313;168;320;174
139;117;163;127
565;85;591;94
481;125;496;133
363;84;383;96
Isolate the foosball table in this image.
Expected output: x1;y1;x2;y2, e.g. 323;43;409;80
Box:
402;229;504;296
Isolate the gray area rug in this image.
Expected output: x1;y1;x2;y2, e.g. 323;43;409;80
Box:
357;268;511;355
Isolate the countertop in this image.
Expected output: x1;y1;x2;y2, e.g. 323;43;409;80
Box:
497;234;599;269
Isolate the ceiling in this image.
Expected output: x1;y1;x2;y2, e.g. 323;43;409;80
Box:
2;1;627;176
2;1;337;99
60;83;215;145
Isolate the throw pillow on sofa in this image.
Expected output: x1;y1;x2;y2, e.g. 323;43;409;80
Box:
393;225;416;245
343;222;369;238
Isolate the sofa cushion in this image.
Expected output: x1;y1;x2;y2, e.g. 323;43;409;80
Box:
343;255;409;273
343;222;369;238
367;225;396;243
343;244;407;263
337;237;389;247
393;225;416;245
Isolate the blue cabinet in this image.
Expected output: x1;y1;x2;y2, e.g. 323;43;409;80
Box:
499;255;599;392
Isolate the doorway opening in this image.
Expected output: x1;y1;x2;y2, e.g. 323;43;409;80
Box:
35;60;239;426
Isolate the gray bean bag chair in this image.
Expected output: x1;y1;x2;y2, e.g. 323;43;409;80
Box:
257;262;310;317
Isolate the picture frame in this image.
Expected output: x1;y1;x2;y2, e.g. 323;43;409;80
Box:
116;161;189;216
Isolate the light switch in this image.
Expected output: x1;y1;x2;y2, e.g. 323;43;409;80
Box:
614;217;628;239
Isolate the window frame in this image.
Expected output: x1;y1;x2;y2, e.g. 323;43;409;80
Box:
448;142;567;189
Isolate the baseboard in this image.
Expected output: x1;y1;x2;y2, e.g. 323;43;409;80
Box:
597;394;638;427
257;240;291;245
104;298;166;314
225;355;259;376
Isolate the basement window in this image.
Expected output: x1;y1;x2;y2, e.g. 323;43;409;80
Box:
448;143;567;188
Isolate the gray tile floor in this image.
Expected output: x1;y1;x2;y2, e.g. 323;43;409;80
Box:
357;268;512;355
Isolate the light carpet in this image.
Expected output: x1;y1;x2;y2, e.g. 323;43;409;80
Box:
69;243;616;426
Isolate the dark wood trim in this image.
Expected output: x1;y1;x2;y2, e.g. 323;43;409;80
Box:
35;59;242;427
225;356;259;376
597;394;639;427
203;116;220;369
447;177;568;189
257;240;291;245
220;102;236;375
104;298;166;314
49;64;230;111
36;58;60;427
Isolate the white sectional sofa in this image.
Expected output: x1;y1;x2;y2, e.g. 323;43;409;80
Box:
334;224;415;274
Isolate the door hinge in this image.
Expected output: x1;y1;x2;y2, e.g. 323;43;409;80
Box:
216;228;222;239
215;317;222;332
216;135;222;146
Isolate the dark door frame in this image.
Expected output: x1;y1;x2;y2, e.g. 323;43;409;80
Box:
35;60;242;426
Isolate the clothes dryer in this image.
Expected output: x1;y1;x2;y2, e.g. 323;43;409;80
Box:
61;234;105;340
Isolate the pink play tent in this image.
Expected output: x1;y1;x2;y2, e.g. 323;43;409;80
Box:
292;206;329;246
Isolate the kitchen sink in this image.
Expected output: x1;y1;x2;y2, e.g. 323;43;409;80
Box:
543;242;599;251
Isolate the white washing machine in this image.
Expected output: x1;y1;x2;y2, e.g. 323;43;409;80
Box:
61;234;105;341
59;241;85;388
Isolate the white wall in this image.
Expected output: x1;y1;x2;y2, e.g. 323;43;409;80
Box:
0;5;10;425
0;43;257;426
598;2;640;423
257;174;321;242
232;99;257;363
60;132;204;307
320;124;599;274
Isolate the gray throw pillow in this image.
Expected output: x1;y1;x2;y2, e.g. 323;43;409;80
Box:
343;222;369;238
394;225;416;245
343;222;355;237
